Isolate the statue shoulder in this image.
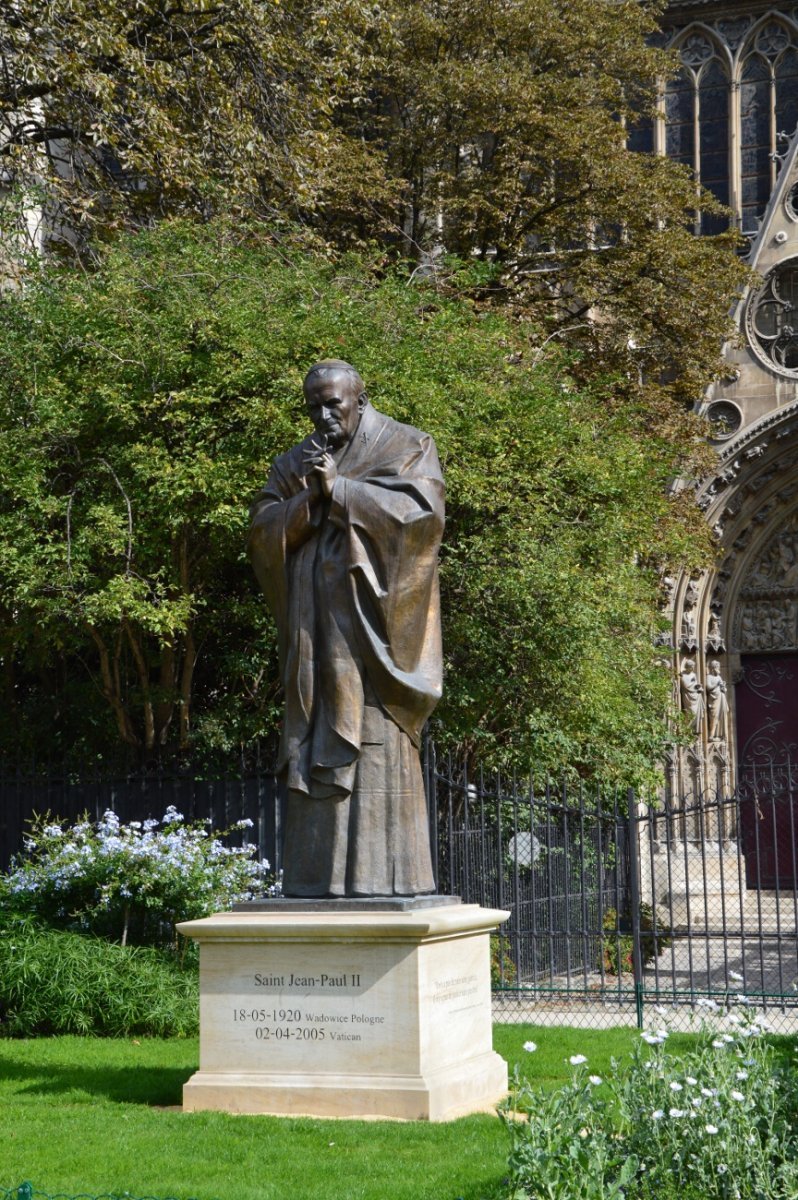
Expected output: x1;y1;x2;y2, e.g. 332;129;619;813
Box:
372;408;441;462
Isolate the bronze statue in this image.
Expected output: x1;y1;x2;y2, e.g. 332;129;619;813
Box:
248;361;444;897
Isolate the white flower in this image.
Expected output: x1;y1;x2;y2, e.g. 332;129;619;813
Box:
669;1081;683;1092
712;1039;726;1049
705;1124;719;1134
691;1097;702;1108
569;1055;588;1065
685;1076;697;1086
729;970;744;983
731;1090;745;1102
669;1108;685;1118
651;1110;665;1121
589;1075;602;1086
642;1031;666;1045
717;1164;728;1175
523;1041;537;1053
721;1034;735;1044
701;1088;718;1098
736;1070;748;1080
654;1005;669;1015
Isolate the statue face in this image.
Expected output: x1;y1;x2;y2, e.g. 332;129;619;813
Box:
304;371;362;450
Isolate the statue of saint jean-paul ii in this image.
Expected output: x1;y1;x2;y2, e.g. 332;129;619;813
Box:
248;360;444;897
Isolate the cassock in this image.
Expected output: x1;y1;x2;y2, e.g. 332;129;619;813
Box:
248;402;445;896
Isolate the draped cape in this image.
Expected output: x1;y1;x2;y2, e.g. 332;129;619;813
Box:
248;403;444;801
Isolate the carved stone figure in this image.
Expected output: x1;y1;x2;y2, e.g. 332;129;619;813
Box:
681;608;697;647
707;609;725;652
706;660;728;742
679;659;704;735
248;360;444;897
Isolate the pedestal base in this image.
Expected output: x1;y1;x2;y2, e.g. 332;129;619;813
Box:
178;902;509;1122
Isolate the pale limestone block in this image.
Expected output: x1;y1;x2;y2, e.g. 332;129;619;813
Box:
178;903;509;1121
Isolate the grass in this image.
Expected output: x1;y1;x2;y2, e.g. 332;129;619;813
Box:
0;1026;727;1200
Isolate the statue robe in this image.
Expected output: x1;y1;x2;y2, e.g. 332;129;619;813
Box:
248;403;444;896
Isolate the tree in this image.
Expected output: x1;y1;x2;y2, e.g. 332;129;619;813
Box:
0;0;394;251
0;1;748;438
1;218;692;781
0;1;752;779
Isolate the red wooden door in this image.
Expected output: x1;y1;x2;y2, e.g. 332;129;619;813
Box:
735;654;798;889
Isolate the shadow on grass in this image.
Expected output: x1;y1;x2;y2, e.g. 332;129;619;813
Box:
0;1058;191;1106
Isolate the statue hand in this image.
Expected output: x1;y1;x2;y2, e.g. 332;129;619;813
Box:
312;451;337;498
303;437;330;498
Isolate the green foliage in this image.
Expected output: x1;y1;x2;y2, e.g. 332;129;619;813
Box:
1;809;270;950
0;0;748;441
0;219;699;779
502;1016;798;1200
601;906;672;977
0;914;197;1038
0;0;394;248
491;935;517;988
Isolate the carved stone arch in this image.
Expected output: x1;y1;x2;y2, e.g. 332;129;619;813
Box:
668;400;798;809
727;504;798;654
737;12;798;71
667;23;733;74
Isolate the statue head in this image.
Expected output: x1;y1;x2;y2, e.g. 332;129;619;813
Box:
303;360;368;450
681;658;695;674
709;660;720;674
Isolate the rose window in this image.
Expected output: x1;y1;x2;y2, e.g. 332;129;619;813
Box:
746;258;798;375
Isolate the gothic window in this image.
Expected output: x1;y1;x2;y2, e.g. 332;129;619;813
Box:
652;18;798;237
746;257;798;375
740;54;772;235
665;67;695;169
662;41;730;234
776;46;798;141
699;59;730;234
627;115;653;155
737;22;798;235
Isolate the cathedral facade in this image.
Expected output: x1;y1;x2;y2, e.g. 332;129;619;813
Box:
656;3;798;889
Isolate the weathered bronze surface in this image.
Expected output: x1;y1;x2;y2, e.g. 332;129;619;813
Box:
248;360;444;897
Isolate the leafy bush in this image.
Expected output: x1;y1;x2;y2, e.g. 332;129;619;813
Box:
0;913;198;1037
0;218;702;783
2;806;273;950
491;934;517;988
601;905;672;977
502;1007;798;1200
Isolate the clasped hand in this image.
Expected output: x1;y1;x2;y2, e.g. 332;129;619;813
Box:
304;437;337;499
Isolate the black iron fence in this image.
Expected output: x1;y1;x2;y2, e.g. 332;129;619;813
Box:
0;767;280;874
426;747;798;1029
3;749;798;1029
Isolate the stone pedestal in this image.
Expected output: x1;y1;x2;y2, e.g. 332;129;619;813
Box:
177;899;509;1122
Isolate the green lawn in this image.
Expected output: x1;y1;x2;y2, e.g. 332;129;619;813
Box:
0;1026;692;1200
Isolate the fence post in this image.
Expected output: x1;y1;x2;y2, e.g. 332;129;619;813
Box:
627;788;644;1029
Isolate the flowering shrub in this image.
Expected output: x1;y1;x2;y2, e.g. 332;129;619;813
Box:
1;807;274;951
501;1005;798;1200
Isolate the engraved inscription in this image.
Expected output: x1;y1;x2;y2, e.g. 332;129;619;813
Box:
432;973;480;1014
232;971;385;1044
253;972;363;989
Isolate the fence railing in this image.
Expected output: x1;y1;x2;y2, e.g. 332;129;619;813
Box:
0;767;280;874
4;748;798;1028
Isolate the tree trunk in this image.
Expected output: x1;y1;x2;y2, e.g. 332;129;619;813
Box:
87;625;140;747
